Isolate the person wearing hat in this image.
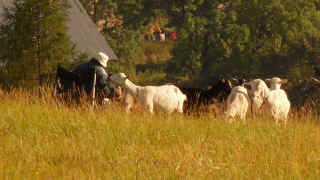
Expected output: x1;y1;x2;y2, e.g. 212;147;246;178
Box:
73;52;112;98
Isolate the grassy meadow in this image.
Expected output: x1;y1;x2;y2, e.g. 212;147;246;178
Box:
0;89;319;179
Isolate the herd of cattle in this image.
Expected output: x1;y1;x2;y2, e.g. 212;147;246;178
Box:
55;66;320;125
107;73;320;125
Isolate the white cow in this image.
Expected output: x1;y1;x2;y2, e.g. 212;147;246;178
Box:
225;85;250;122
247;77;290;125
109;73;187;114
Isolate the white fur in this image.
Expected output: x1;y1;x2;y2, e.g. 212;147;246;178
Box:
109;73;187;114
247;77;291;125
265;89;290;123
120;88;135;113
266;77;286;90
225;86;250;121
246;79;269;112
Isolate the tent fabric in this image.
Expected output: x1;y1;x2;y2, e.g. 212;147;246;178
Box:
148;20;162;34
0;0;118;60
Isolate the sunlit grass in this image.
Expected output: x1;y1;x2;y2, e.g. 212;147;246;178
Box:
0;89;319;179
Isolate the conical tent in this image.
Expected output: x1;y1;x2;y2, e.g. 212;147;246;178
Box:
148;20;162;34
0;0;118;60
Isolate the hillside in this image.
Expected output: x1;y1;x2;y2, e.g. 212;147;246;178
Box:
109;40;176;85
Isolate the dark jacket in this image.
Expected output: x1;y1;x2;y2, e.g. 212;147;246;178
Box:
72;58;110;95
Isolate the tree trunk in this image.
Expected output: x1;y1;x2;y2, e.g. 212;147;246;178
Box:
37;37;42;87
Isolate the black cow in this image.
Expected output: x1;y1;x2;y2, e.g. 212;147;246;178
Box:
179;79;233;114
53;65;82;103
179;87;205;113
54;65;119;105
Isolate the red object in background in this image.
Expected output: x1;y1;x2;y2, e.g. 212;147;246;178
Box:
170;32;177;40
141;34;146;40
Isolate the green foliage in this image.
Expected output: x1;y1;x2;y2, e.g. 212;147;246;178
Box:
108;41;172;85
0;0;74;86
83;0;320;86
79;0;320;105
82;0;145;74
160;0;320;83
104;28;142;60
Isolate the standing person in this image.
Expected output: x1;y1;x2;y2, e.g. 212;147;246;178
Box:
73;52;112;99
160;32;166;41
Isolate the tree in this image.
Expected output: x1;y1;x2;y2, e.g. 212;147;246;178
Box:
0;0;74;87
161;0;320;84
79;0;320;86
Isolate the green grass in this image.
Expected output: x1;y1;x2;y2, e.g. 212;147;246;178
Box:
0;90;320;179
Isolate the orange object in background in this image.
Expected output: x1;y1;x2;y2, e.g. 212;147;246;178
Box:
152;20;162;33
148;20;161;35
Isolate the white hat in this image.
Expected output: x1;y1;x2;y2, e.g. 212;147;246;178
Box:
97;52;109;68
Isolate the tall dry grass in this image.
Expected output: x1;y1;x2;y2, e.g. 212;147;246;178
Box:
0;88;319;179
